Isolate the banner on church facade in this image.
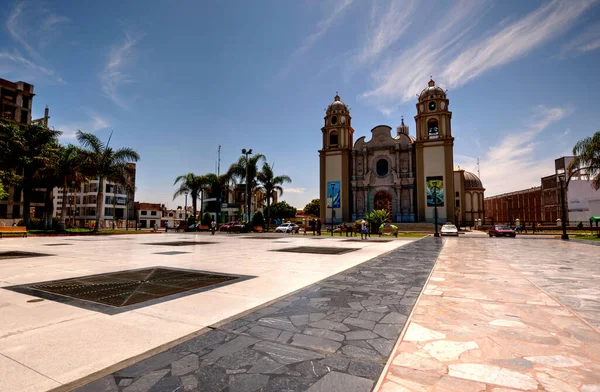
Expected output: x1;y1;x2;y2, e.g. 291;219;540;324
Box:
327;181;341;208
426;176;444;207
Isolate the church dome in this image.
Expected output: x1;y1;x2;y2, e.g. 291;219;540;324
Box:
327;93;349;113
464;171;484;189
419;78;446;101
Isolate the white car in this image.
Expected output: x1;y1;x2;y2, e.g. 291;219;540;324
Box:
441;224;459;236
275;223;299;233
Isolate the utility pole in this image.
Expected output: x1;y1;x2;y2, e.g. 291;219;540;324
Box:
217;145;221;225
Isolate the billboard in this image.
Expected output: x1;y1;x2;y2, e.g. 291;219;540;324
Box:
426;176;444;207
327;181;341;208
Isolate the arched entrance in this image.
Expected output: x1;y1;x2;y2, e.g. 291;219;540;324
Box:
374;191;392;219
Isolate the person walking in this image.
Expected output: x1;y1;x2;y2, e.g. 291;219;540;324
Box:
360;219;367;240
210;219;216;235
164;221;168;233
317;219;322;236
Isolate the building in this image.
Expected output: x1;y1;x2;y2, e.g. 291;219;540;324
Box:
219;184;276;223
134;202;163;228
53;164;136;229
484;156;600;226
319;79;485;225
0;78;51;222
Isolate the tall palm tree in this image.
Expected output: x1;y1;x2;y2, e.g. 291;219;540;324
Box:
0;122;61;228
55;144;86;231
76;131;140;232
257;162;291;229
227;153;266;218
569;131;600;189
173;173;203;222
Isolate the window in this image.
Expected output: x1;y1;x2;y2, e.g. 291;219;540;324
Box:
329;131;338;146
428;119;439;137
106;184;111;193
22;96;30;109
456;200;460;208
455;191;459;197
150;211;157;216
141;211;147;216
376;159;389;176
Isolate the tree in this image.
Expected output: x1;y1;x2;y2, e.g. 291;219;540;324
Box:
76;131;140;232
257;162;291;230
0;122;61;228
0;179;7;200
365;209;389;233
173;173;203;222
303;198;320;216
264;201;296;222
569;131;600;189
227;153;266;218
252;210;265;228
55;145;86;231
201;212;212;226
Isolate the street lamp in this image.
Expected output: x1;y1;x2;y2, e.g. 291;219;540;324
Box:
330;182;335;237
242;148;253;223
433;187;440;237
557;174;569;240
184;191;188;224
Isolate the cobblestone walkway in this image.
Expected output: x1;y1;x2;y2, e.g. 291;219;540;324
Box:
74;237;442;392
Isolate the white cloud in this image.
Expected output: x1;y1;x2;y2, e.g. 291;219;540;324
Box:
100;32;141;109
283;188;307;193
362;0;595;112
560;23;600;57
353;0;416;66
278;0;354;78
456;105;571;196
0;51;55;76
55;112;110;141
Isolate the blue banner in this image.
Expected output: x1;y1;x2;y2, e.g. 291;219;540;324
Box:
327;181;341;208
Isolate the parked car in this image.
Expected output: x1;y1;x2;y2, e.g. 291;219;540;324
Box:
275;223;299;233
441;223;459;236
489;225;516;237
185;223;198;232
176;223;188;232
228;222;249;233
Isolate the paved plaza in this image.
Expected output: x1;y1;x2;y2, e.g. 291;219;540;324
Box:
1;232;599;392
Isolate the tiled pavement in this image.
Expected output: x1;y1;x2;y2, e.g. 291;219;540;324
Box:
73;237;443;392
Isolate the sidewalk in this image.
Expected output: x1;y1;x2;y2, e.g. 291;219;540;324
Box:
377;238;600;391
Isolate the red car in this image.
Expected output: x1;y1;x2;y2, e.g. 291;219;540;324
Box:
219;222;235;232
489;225;516;237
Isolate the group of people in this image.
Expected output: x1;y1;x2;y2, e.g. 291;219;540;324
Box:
306;218;323;235
514;222;543;233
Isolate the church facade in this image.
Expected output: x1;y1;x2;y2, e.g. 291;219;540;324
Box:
319;79;485;225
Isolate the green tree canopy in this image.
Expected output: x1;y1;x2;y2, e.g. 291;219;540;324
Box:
227;152;266;216
303;198;320;216
264;201;296;222
77;131;140;232
365;209;389;232
569;131;600;189
257;161;291;228
0;179;7;200
173;173;204;221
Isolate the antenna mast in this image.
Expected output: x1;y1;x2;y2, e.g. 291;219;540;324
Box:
477;157;480;178
217;145;221;176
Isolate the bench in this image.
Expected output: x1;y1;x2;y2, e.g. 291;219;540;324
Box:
380;227;398;237
0;226;27;238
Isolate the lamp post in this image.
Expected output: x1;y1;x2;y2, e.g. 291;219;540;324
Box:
557;174;569;240
433;187;440;237
242;148;253;223
184;191;188;225
330;182;335;237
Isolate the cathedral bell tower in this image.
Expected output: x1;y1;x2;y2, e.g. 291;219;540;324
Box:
414;78;455;223
319;93;354;223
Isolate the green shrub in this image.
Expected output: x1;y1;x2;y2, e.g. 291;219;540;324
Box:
201;212;212;226
252;211;265;228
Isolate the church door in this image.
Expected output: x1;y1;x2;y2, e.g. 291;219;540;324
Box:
374;191;392;219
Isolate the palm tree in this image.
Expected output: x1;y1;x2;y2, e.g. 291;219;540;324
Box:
0;122;61;228
569;131;600;189
257;162;291;230
76;131;140;232
173;173;203;222
55;144;86;231
227;153;266;218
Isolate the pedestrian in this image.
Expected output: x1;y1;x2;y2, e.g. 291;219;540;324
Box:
165;221;169;232
310;219;315;235
12;222;17;227
531;221;535;234
210;219;216;235
360;219;367;239
317;219;322;236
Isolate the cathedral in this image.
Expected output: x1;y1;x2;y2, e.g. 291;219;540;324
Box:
319;79;485;225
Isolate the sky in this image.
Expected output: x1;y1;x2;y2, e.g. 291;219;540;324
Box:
1;0;599;209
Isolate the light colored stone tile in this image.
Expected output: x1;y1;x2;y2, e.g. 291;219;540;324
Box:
422;340;478;362
489;319;526;327
391;352;446;373
448;364;538;390
523;355;583;368
403;322;446;342
537;372;579;392
0;353;60;392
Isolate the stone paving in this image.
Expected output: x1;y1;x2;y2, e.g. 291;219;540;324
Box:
378;237;600;391
74;237;443;392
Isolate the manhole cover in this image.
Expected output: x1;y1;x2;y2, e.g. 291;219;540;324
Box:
24;267;240;308
273;246;358;255
342;239;392;243
0;251;51;259
44;244;72;246
145;241;216;246
153;251;190;255
239;236;283;240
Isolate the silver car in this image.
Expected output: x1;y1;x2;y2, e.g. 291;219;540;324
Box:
441;224;459;236
275;223;299;233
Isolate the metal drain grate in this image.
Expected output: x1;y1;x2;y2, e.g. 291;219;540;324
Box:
25;267;240;308
43;244;72;246
342;239;393;243
145;241;216;246
273;246;358;255
153;251;190;255
0;251;51;259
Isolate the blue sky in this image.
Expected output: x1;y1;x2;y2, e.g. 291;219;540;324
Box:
1;0;599;209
